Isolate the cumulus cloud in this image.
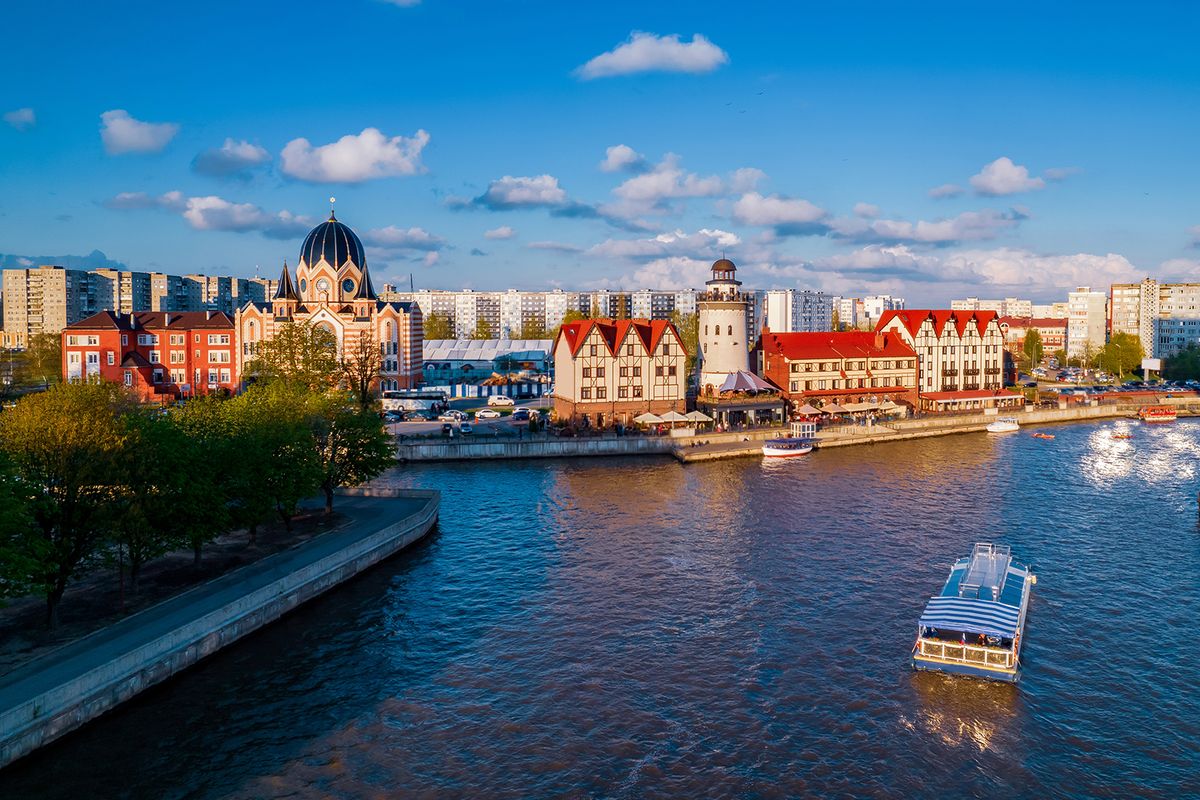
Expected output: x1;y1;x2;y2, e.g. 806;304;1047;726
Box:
361;225;445;251
103;190;186;211
100;110;179;155
732;191;827;234
1044;166;1082;181
467;174;568;209
422;251;440;267
280;127;429;182
576;32;729;79
831;208;1027;245
601;153;736;219
528;241;583;253
484;225;516;239
928;183;964;199
853;202;880;218
969;157;1045;196
3;107;35;130
182;196;312;238
586;228;740;261
192;138;271;178
599;144;646;173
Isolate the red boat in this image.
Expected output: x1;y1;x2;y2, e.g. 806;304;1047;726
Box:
1138;405;1177;423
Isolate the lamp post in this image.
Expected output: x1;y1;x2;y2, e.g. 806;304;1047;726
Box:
1112;341;1122;382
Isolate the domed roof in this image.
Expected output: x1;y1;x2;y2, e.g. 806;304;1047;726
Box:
712;257;736;271
299;213;366;270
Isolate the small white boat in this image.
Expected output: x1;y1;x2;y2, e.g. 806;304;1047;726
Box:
986;417;1020;433
762;438;813;458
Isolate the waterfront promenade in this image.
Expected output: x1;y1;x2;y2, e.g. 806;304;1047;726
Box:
0;489;439;770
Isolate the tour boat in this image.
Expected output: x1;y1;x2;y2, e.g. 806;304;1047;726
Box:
986;417;1020;434
762;438;813;458
1032;432;1055;440
1138;405;1177;423
912;543;1036;683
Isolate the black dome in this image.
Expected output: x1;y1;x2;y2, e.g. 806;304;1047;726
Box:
299;214;366;270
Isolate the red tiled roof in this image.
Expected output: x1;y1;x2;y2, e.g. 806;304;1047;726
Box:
875;309;999;338
556;318;684;357
997;315;1067;329
67;310;235;331
758;330;916;361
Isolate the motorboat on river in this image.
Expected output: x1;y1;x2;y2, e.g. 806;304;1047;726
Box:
912;543;1036;683
1138;405;1177;423
763;420;817;458
986;417;1020;433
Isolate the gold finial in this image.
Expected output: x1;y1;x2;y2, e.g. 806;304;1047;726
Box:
329;196;337;219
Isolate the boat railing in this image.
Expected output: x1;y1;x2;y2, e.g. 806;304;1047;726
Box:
916;638;1014;670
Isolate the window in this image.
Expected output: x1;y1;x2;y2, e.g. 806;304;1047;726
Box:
208;334;230;345
219;369;231;383
67;336;79;346
195;350;201;360
149;350;160;363
589;345;597;356
195;334;201;343
618;386;628;398
790;381;799;391
85;352;99;365
121;335;128;345
596;367;605;378
668;366;677;376
620;366;629;377
632;385;642;398
170;351;185;364
715;326;720;336
152;369;164;384
596;387;607;399
209;350;230;363
137;334;155;346
107;352;115;365
656;365;664;377
583;367;592;378
818;380;827;389
207;370;219;384
626;344;634;356
581;387;592;399
727;325;733;335
632;366;641;377
170;334;184;345
123;370;132;386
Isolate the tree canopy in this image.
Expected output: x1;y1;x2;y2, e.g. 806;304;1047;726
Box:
246;321;339;390
1022;329;1044;366
1164;343;1200;380
423;311;454;341
1099;332;1144;377
470;318;494;340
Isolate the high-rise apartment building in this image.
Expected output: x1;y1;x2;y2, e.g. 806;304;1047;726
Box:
1066;287;1108;358
763;289;834;333
951;297;1033;317
2;265;87;348
1110;278;1200;358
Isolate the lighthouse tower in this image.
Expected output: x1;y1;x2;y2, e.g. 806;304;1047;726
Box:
698;257;751;392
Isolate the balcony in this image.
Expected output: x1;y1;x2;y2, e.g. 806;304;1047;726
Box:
941;368;958;377
985;367;1001;375
963;382;980;390
963;368;980;376
941;383;958;391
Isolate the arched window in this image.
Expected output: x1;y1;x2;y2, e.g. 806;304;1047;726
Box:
727;325;733;335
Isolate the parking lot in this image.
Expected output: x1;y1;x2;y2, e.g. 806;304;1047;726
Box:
386;396;551;438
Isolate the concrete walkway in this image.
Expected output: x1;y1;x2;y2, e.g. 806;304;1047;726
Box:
0;489;438;769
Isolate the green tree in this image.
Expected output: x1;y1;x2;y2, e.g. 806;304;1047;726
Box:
340;331;382;410
471;318;494;340
831;309;841;332
519;317;549;340
1022;328;1044;368
302;393;394;515
670;310;700;376
1099;332;1144;378
246;321;339;390
0;382;133;627
552;309;588;340
1165;343;1200;380
589;299;601;319
1051;349;1067;367
170;394;238;561
423;311;454;340
22;333;62;388
0;450;37;600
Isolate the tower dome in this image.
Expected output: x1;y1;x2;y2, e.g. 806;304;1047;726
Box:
298;212;366;271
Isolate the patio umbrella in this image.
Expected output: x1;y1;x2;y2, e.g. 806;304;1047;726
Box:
685;410;713;423
822;402;850;415
660;410;690;423
795;403;822;416
633;412;664;424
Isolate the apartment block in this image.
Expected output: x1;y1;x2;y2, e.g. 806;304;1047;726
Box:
1;265;87;348
763;289;834;333
1066;287;1108;358
1110;278;1200;359
951;297;1034;317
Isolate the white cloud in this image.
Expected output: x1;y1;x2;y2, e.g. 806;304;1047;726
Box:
729;167;767;193
928;183;964;199
100;110;179;155
484;225;516;239
528;240;583;253
969;157;1045;196
422;251;439;267
104;190;186;211
586;228;740;260
732;192;826;229
576;32;729;79
474;174;568;209
834;208;1026;244
610;256;712;291
853;202;880;218
182;196;312;238
599;144;646;173
362;225;445;251
1044;166;1082;181
3;107;35;130
192;138;271;178
605;154;726;217
280;127;429;182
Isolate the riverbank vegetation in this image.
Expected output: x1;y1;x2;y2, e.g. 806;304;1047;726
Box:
0;379;393;629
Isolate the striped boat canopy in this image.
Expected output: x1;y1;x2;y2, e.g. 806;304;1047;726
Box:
918;596;1020;638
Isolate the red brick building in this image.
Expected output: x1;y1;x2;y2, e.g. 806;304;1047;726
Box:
757;330;919;410
62;310;238;402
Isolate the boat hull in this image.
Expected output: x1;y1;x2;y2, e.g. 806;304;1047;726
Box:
762;444;813;458
911;655;1020;683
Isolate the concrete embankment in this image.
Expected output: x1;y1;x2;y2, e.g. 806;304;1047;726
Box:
0;488;439;770
398;436;676;461
673;403;1170;463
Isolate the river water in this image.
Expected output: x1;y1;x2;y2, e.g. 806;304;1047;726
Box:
3;419;1199;799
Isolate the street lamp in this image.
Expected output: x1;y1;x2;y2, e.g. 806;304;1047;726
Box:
1112;342;1122;382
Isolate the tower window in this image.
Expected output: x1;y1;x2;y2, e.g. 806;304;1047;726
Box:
727;325;733;335
342;278;355;294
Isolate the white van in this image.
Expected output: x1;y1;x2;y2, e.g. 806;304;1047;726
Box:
487;395;515;407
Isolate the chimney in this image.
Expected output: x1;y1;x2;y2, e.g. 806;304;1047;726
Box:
874;332;885;349
164;312;169;326
206;310;212;320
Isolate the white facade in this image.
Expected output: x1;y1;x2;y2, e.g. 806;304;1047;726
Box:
1067;287;1108;359
952;297;1033;317
876;310;1006;394
862;295;905;324
698;259;751;389
764;289;834;333
1110;279;1200;359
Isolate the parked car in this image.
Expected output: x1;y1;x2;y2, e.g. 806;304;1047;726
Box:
441;423;453;436
438;410;466;422
382;410;404;423
459;422;474;435
487;395;515;407
1022;381;1038;388
475;408;501;420
511;409;531;422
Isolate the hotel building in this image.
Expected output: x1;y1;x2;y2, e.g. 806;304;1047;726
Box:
551;317;688;427
757;330;918;410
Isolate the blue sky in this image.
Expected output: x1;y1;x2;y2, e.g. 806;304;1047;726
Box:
1;0;1198;304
